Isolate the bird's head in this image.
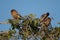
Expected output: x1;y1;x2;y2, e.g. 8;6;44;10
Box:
41;12;50;19
44;12;49;17
11;9;18;14
46;12;49;16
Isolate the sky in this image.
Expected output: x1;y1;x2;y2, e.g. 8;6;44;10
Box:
0;0;60;31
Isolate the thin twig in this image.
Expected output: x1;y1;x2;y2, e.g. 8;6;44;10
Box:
0;21;10;24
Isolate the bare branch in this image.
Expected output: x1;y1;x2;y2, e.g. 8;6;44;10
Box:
0;21;10;24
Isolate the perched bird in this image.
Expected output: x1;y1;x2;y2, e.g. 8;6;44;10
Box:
40;12;51;27
11;9;22;19
10;9;23;29
40;12;49;22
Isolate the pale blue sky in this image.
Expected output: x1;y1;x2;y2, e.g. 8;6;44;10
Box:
0;0;60;31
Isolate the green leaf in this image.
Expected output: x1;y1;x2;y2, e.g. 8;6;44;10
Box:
28;13;36;19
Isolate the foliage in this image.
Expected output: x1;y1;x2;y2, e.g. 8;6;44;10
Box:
0;13;60;40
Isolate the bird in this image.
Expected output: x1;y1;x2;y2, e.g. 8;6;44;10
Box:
11;9;22;20
40;12;51;27
40;12;49;22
